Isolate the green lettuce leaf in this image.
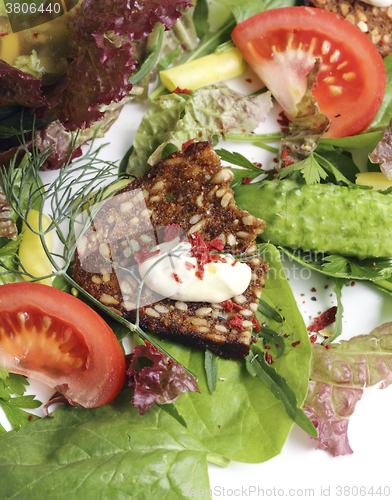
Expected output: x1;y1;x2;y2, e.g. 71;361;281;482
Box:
127;83;272;176
304;322;392;456
0;391;215;499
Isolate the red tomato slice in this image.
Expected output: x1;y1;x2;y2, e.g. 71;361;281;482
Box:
0;282;126;408
232;6;386;138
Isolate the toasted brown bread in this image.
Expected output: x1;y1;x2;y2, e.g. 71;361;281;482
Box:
73;141;268;359
305;0;392;57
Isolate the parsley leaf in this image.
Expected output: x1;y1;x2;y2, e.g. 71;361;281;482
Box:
0;372;42;432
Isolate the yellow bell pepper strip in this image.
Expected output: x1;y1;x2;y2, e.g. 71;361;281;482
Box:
159;47;245;92
356;172;392;191
18;210;53;286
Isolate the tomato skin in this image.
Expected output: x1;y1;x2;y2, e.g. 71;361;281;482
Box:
0;282;126;408
232;6;386;138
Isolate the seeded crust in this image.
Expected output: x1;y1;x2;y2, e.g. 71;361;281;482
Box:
305;0;392;57
73;141;268;360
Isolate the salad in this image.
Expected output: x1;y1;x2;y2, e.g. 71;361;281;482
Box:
1;0;392;499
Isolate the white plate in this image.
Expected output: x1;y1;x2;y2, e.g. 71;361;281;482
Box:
2;72;392;500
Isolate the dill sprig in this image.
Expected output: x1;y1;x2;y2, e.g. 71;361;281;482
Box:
1;132;196;377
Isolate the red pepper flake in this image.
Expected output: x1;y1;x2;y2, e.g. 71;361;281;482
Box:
182;138;195;151
231;260;237;266
265;352;274;365
264;345;270;350
307;306;337;332
380;39;385;45
189;231;210;280
273;157;278;163
242;176;252;185
163;223;181;242
311;287;317;292
282;158;293;168
133;246;160;264
350;281;355;286
172;272;183;283
281;148;290;159
253;162;263;169
185;261;196;271
220;300;246;312
300;293;305;297
310;334;317;343
370;263;376;268
324;285;329;289
229;313;244;331
276;343;280;347
33;32;39;38
252;315;261;333
245;78;252;83
173;87;191;94
28;415;34;421
140;307;145;315
211;254;227;263
291;340;300;347
325;344;333;349
207;237;225;253
242;129;246;133
0;32;9;37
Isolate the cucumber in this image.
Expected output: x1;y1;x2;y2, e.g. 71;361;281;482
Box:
233;179;392;259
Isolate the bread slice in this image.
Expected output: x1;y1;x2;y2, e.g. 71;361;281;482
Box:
73;141;268;359
305;0;392;57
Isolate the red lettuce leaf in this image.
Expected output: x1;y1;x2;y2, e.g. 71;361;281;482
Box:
1;0;190;132
303;323;392;456
42;0;191;130
127;343;199;415
0;61;66;109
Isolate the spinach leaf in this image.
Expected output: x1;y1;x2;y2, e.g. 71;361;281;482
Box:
145;244;312;463
0;392;216;499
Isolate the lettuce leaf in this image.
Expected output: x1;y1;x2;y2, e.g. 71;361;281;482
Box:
127;343;199;415
127;83;273;176
303;322;392;456
0;0;190;132
0;392;215;499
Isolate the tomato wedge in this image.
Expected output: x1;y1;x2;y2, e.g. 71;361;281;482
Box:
0;282;126;408
232;6;386;138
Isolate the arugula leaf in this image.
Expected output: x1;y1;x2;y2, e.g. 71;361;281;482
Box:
0;393;215;498
256;326;286;361
257;298;283;323
193;0;210;38
204;350;219;394
216;148;266;172
245;343;317;437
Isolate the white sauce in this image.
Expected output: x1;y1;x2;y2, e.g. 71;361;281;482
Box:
138;239;251;303
361;0;392;7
